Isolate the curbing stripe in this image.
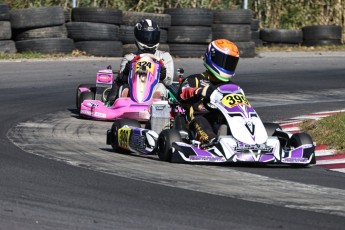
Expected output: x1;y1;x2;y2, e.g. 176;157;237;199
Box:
277;109;345;173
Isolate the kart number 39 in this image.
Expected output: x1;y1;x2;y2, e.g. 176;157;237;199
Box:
222;93;251;108
118;127;131;149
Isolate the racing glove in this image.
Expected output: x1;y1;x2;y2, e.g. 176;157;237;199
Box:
194;84;216;98
160;66;167;81
122;61;131;76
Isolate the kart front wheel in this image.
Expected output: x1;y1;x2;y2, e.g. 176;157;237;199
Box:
157;129;181;162
290;133;316;164
79;91;95;113
110;118;140;152
76;84;95;109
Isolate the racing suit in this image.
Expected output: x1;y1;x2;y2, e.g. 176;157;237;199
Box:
179;70;226;144
107;49;174;104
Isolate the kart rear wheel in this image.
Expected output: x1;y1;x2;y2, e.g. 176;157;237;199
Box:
111;118;140;152
76;84;95;109
79;91;94;113
290;133;316;164
157;129;181;162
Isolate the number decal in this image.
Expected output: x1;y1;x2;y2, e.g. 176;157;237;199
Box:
222;94;251;108
135;60;154;73
118;127;131;149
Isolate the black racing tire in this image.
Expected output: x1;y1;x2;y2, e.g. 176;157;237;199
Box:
212;24;251;42
122;43;169;55
251;19;260;31
79;91;95;114
66;22;120;41
10;6;65;29
252;38;263;47
213;9;253;24
119;25;134;44
0;4;10;21
167;26;212;44
71;7;122;25
235;41;256;58
302;25;342;40
119;25;167;44
169;43;207;58
302;39;342;47
74;41;123;57
122;43;137;54
263;122;282;136
76;84;96;110
15;38;74;54
0;21;11;40
122;11;171;28
251;31;260;40
260;28;303;44
13;25;68;41
290;133;313;147
110;118;140;152
164;8;213;26
64;9;71;22
0;40;17;53
290;133;316;164
157;129;182;162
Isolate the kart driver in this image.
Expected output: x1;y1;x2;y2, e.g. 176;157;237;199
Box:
106;19;174;105
178;39;240;145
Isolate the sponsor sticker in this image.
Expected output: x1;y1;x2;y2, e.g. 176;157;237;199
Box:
189;155;226;162
282;158;309;163
80;110;92;116
95;112;106;118
118;127;131;149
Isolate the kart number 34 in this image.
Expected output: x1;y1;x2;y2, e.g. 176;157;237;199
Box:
118;127;131;149
222;93;251;108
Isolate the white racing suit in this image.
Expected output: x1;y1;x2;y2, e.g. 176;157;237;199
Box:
118;49;174;99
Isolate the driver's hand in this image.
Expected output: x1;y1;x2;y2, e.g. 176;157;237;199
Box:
201;84;216;98
122;61;131;76
160;66;167;81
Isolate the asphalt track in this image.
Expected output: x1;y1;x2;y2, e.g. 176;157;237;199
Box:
1;52;345;229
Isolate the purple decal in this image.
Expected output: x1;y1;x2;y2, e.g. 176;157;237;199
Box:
224;105;255;114
191;146;213;157
291;147;303;158
259;154;275;162
218;84;240;93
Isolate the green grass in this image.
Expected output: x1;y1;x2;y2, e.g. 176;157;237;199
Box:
256;44;345;52
300;112;345;151
0;50;91;59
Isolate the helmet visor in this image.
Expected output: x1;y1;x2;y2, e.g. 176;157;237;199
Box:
135;30;160;46
211;49;239;73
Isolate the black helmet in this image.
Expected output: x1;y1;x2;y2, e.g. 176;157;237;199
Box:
134;19;160;53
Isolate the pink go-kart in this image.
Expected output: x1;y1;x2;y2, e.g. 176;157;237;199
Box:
76;54;165;121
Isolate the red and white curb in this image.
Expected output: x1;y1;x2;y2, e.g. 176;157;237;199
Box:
277;109;345;173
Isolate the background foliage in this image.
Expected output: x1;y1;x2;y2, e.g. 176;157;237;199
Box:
1;0;344;30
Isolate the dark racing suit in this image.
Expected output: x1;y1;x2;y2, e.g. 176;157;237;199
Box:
179;71;228;144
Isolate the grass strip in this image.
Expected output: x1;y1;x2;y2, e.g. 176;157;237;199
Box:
301;112;345;151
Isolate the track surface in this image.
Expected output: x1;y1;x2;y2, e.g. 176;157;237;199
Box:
1;54;345;229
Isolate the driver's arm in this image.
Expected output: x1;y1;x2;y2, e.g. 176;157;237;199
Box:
120;53;135;73
160;52;174;86
179;75;202;104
